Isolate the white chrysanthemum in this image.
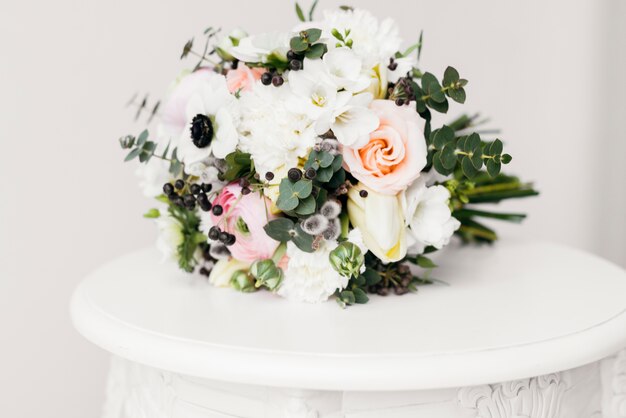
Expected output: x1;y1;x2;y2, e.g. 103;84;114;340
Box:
402;178;460;253
318;8;402;68
238;81;316;179
177;72;240;171
155;213;183;262
277;241;349;303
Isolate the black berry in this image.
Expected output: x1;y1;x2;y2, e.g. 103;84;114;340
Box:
218;231;229;243
201;183;213;193
304;167;317;180
265;172;275;181
174;179;185;190
190;114;214;148
190;184;201;195
163;183;175;196
289;60;302;71
272;75;284;87
238;178;250;188
208;226;220;240
212;205;224;216
225;234;237;246
288;168;302;182
395;98;404;106
241;187;251;195
359;189;369;198
261;72;272;85
183;194;196;209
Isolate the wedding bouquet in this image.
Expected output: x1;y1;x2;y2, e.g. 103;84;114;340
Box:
119;3;537;306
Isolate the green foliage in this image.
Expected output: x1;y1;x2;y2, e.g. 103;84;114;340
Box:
289;29;328;59
295;0;319;22
263;218;315;252
167;203;205;272
329;241;364;278
276;178;315;214
427;126;512;179
250;259;283;291
120;130;183;177
413;66;467;120
222;151;253;182
143;208;160;219
230;270;257;293
415;255;437;269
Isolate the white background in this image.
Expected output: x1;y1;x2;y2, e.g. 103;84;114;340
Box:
0;0;624;417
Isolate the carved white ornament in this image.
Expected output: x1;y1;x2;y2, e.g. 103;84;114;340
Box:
458;374;565;418
611;350;626;417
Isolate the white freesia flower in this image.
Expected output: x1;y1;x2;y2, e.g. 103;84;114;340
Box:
216;28;248;61
231;32;290;63
209;258;250;287
347;184;407;263
402;178;460;253
277;241;348;303
288;59;338;119
320;47;371;92
155;214;183;262
314;92;378;148
238;81;316;180
177;72;240;171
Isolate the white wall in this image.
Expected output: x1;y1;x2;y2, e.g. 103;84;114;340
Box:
0;0;624;417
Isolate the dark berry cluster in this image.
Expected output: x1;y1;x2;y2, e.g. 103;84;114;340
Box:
163;180;213;211
238;177;252;195
208;225;236;246
261;69;284;87
286;50;304;71
368;263;413;296
388;76;415;107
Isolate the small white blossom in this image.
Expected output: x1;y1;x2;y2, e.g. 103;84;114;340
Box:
230;32;290;63
155;214;183;262
278;241;348;303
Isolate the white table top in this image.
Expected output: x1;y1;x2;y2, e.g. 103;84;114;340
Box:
71;240;626;391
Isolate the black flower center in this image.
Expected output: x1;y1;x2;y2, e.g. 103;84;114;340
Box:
190;114;213;148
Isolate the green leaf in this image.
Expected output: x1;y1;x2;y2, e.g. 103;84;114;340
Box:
331;154;343;172
304;28;322;43
416;255;437;268
305;42;327;59
137;129;149;146
264;218;295;242
501;154;512;164
453;208;527;224
339;290;356;305
315;166;334;182
363;268;381;286
461;157;478;178
427;97;449;113
353;288;369;304
327;169;346;189
440;144;457;169
442;66;460;86
292;224;315;252
293;179;313;198
290;36;308;52
295;195;316;215
486;159;501;177
180;39;193;59
318;151;334;168
487;139;503;155
308;0;319;20
431;125;455;148
447;87;466;104
295;2;306;21
143;208;160;219
124;148;141;162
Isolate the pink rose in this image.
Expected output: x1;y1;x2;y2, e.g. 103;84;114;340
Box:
210;183;279;262
342;100;427;194
160;68;214;139
225;65;264;94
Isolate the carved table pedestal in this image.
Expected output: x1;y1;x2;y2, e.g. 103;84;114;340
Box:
71;241;626;417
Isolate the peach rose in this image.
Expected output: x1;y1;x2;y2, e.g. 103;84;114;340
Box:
342;100;427;194
226;64;264;94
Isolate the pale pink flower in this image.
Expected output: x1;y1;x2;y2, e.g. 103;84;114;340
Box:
210;183;279;262
226;65;264;94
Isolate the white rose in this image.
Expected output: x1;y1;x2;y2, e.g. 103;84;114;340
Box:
208;258;250;288
277;241;348;303
347;184;407;263
402;178;460;253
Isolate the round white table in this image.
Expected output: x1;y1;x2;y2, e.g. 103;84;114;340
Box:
71;240;626;418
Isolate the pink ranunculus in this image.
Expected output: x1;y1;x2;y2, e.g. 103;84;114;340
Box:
342;100;428;195
210;183;279;262
160;68;214;139
225;65;264;94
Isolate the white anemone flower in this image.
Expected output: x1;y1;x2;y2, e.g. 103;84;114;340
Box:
177;72;240;173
